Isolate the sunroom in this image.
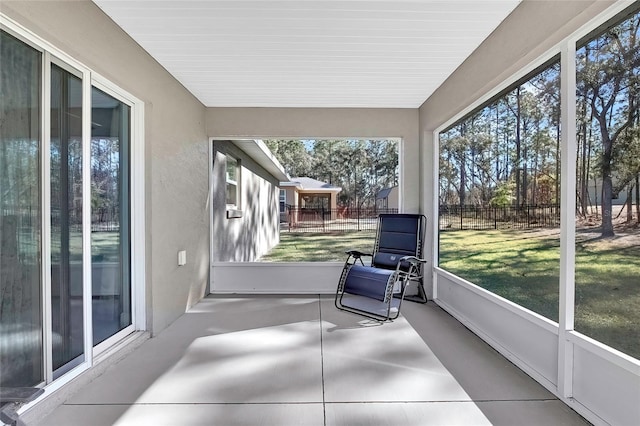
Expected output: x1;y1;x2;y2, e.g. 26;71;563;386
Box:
1;1;639;425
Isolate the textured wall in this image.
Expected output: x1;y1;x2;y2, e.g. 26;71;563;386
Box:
211;141;281;262
2;0;209;334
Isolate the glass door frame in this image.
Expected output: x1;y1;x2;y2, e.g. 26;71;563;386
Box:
46;55;90;380
1;14;146;395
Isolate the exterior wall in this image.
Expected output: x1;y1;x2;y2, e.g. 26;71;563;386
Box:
285;187;298;208
330;193;338;210
387;187;400;210
1;1;210;335
211;141;281;262
205;107;421;214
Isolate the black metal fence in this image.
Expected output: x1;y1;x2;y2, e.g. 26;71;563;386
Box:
282;207;399;233
439;204;560;231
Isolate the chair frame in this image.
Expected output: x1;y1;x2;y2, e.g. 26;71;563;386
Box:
335;214;427;321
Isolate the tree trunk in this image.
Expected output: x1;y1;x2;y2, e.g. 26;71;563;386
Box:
627;185;633;222
636;174;640;223
601;139;615;237
515;87;522;208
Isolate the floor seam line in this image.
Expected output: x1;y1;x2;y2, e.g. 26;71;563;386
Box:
322;398;562;404
63;398;560;406
319;294;327;426
62;402;325;406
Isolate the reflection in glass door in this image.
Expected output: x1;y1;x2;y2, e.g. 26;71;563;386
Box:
50;64;84;376
1;25;140;390
0;30;43;387
91;87;131;346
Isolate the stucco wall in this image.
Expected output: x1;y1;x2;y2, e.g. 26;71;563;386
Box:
205;107;421;213
211;141;281;262
1;0;210;335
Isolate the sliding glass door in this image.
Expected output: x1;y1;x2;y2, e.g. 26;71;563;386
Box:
50;63;85;376
0;31;43;387
1;23;140;389
91;87;131;346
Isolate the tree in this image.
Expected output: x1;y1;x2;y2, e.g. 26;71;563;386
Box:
439;58;560;210
263;139;312;178
265;139;399;208
490;180;515;207
578;15;640;237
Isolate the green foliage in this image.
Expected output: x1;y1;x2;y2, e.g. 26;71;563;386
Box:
489;181;515;207
439;60;561;208
265;139;398;208
264;139;313;178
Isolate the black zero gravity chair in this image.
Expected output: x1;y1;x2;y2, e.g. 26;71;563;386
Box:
335;213;427;321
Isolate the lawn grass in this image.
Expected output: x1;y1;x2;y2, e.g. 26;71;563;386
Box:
54;231;121;263
260;231;377;262
439;229;640;359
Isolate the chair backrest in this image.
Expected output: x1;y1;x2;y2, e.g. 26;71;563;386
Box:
371;213;426;270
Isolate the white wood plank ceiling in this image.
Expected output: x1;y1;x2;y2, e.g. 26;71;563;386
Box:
92;0;521;108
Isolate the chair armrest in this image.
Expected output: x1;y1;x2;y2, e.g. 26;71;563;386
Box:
344;250;373;259
399;256;427;266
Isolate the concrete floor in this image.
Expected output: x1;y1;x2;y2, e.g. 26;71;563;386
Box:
37;296;589;426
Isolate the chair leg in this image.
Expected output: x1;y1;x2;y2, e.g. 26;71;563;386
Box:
402;279;428;304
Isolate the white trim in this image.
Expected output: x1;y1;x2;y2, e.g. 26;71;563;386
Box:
42;50;54;385
397;137;405;212
89;75;147;345
225;154;240;208
210;261;343;294
434;268;559;333
93;325;136;356
131;95;146;331
558;37;577;399
568;331;640;375
212;261;344;268
209;139;215;291
431;130;440;300
18;331;150;419
434;297;558;392
18;362;90;417
49;56;82;79
81;68;94;365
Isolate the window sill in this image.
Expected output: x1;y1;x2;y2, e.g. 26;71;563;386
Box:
226;209;243;219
